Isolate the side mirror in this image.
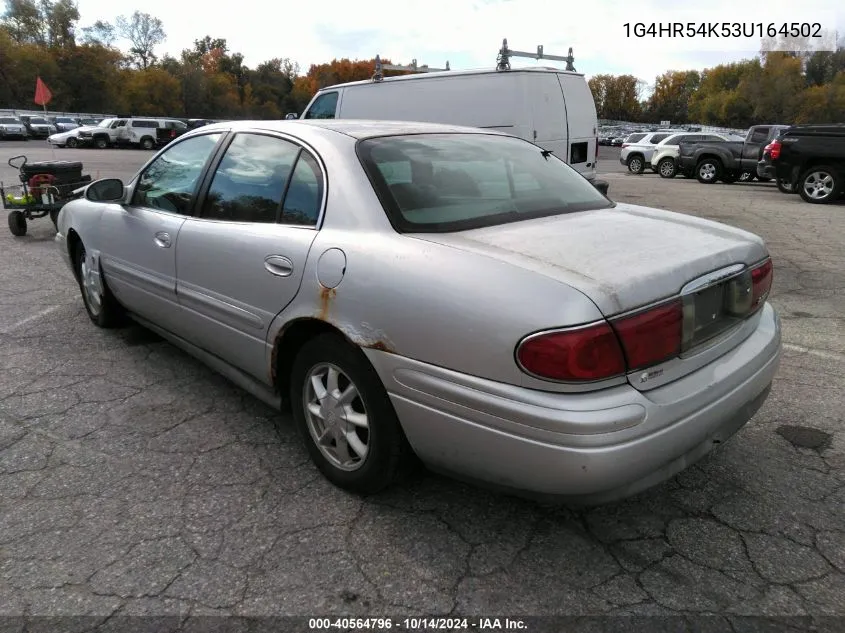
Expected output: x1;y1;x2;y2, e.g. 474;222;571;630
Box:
284;113;299;120
85;178;126;202
593;179;610;196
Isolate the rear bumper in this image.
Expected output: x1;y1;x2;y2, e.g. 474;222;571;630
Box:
757;161;777;180
365;303;781;504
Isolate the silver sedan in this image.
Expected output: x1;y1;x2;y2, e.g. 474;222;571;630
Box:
55;120;782;504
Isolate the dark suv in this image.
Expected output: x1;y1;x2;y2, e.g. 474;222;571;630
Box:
765;124;845;204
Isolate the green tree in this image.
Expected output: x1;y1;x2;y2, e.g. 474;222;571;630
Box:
116;10;165;69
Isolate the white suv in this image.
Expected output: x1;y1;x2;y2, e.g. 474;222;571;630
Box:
652;132;746;178
117;118;188;150
619;130;686;174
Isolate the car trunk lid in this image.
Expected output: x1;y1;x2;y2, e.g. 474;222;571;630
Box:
412;203;770;390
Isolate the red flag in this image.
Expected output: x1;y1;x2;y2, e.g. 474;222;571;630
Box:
34;76;52;106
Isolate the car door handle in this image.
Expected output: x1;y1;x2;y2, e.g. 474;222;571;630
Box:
154;232;171;248
264;255;293;277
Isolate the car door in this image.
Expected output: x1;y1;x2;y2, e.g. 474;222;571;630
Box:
174;131;323;383
97;132;225;336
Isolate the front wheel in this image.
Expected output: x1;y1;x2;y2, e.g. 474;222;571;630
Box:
66;137;78;149
657;157;676;178
289;333;414;495
140;136;155;150
696;159;722;184
73;241;126;327
8;210;27;236
94;136;109;149
798;166;841;204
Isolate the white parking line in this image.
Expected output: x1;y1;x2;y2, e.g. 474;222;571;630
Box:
783;342;845;362
0;305;63;334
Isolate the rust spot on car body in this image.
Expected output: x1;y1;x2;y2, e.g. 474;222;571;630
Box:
365;340;395;354
318;285;336;321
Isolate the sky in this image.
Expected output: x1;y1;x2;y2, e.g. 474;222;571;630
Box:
75;0;843;94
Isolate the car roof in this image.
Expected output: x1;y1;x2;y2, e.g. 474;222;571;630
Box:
195;119;513;140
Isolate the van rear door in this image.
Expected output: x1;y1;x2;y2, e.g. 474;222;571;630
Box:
529;73;569;161
556;73;599;181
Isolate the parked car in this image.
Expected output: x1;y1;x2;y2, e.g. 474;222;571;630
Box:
76;118;127;148
20;115;57;138
110;118;188;150
619;130;685;174
677;124;790;184
55;119;781;505
50;116;80;132
300;66;607;194
766;123;845;204
653;132;746;178
0;116;28;140
48;128;85;148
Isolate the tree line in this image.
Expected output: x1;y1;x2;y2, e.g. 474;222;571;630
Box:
0;0;410;118
3;1;843;126
589;46;845;127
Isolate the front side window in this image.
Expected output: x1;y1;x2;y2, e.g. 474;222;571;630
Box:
750;127;769;143
357;133;613;233
132;133;222;215
201;133;300;223
304;92;338;119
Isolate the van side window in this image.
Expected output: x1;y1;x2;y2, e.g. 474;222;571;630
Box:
304;92;338;119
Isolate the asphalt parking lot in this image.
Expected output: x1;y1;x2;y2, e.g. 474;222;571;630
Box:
1;140;844;626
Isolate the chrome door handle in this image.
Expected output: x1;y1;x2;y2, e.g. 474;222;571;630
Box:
264;255;293;277
154;232;171;248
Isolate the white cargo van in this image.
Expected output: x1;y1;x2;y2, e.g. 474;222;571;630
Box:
299;67;604;189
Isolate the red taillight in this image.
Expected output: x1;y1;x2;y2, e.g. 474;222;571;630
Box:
516;323;626;382
611;300;683;371
751;258;773;311
769;140;782;160
622;143;629;149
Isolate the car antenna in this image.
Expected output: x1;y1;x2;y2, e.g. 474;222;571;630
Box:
373;55;450;82
496;38;576;72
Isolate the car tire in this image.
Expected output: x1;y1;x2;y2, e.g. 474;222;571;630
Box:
798;165;842;204
66;137;78;149
696;158;722;184
73;241;126;328
8;210;27;236
289;332;415;495
776;177;796;194
627;155;645;174
657;157;676;178
140;137;155;150
94;136;108;149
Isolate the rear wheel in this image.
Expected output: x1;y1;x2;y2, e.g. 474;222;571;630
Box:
776;177;796;194
696;158;722;184
627;155;645;174
798;166;841;204
657;157;676;178
8;210;27;236
289;333;415;494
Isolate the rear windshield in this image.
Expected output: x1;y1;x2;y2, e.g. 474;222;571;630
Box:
625;133;646;143
0;117;19;124
29;118;48;124
356;134;613;233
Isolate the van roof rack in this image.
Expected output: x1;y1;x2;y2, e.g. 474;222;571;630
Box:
496;38;575;72
372;56;450;82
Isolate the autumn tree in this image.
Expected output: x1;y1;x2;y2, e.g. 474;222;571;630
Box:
1;0;79;47
588;74;643;121
116;10;165;69
645;70;700;123
81;19;115;47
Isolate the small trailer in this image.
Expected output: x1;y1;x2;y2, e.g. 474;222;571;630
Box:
1;155;92;236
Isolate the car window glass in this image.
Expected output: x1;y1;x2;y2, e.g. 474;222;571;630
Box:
650;134;671;144
626;133;646;143
280;153;323;226
750;128;769;143
304;92;338;119
202;133;300;223
132;133;222;215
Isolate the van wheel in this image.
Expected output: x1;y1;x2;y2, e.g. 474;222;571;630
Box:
627;155;645;174
657;157;676;178
798;166;841;204
696;158;722;184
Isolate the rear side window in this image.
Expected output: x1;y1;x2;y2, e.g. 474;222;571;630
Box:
626;133;646;143
570;142;588;164
304;92;338;119
649;134;671;144
133;120;158;128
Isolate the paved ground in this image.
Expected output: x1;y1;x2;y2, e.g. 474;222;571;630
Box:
1;140;844;626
